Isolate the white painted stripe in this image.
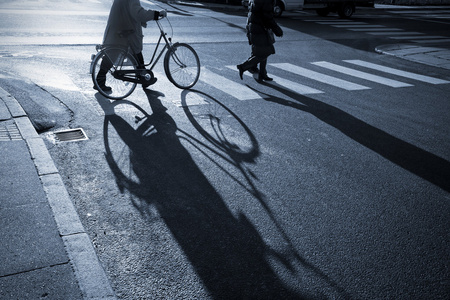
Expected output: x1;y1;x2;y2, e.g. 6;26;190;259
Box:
312;61;412;88
389;35;446;40
250;73;323;95
0;9;109;16
348;28;403;31
271;63;370;91
344;60;450;84
226;65;323;95
302;19;352;22
387;10;450;14
332;24;385;28
200;67;260;100
267;75;324;95
317;22;367;25
368;31;423;36
412;39;450;43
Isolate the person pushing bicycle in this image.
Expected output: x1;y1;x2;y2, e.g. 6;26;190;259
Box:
95;0;167;92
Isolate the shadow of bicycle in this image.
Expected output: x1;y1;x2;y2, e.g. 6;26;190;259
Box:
98;89;311;298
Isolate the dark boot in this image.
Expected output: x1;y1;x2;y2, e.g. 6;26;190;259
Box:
257;59;272;82
237;64;245;80
258;73;273;82
94;69;112;92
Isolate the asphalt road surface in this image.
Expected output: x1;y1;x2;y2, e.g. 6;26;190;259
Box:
0;0;449;299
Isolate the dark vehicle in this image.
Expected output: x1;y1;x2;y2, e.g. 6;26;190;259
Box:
242;0;374;18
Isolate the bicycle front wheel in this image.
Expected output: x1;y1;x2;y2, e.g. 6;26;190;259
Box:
92;47;138;100
164;43;200;89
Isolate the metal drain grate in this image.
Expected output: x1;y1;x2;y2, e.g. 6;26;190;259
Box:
54;128;88;142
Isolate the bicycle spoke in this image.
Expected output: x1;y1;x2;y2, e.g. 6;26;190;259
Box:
164;43;200;89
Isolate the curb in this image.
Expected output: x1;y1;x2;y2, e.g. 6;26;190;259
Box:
375;44;450;70
0;87;116;300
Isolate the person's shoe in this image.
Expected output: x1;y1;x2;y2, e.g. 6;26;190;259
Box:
237;64;244;80
93;84;112;92
142;77;157;89
258;74;273;82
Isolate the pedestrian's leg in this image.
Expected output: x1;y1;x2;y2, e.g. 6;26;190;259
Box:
95;54;113;92
258;58;273;82
237;56;263;80
134;52;157;88
134;52;145;68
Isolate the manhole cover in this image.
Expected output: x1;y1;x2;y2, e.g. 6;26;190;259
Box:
54;128;88;142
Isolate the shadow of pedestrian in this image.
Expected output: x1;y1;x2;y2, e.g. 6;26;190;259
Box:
101;90;307;298
248;82;450;193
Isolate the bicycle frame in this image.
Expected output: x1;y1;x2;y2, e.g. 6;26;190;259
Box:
109;21;173;84
145;21;172;71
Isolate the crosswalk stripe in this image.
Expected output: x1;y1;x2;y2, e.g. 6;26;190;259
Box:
412;39;450;43
348;28;403;31
301;19;350;22
368;32;423;36
265;74;324;95
331;24;385;28
200;67;260;100
312;61;413;87
271;63;370;91
387;9;450;14
317;22;368;25
225;65;324;95
344;60;450;84
389;35;446;40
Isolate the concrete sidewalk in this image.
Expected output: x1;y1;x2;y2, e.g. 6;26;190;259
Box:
0;87;116;299
376;43;450;70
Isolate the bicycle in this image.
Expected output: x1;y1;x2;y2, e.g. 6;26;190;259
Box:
90;17;200;100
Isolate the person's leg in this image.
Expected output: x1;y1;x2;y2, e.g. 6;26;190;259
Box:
95;54;113;91
134;52;157;88
237;55;265;80
258;58;273;82
134;52;145;68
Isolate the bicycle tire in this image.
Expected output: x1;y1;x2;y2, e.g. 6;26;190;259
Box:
164;43;200;89
92;47;138;100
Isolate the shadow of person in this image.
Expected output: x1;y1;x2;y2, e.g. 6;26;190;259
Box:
102;90;305;298
249;82;450;193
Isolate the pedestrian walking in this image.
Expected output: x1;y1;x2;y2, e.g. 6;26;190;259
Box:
237;0;283;82
95;0;166;92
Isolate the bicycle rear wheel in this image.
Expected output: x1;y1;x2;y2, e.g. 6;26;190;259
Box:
164;43;200;89
92;47;138;100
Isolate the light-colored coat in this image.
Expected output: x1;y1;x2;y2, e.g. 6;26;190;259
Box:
103;0;158;54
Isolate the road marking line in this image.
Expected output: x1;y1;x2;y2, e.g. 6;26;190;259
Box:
0;9;109;16
411;39;450;43
312;61;413;88
387;9;450;14
344;60;450;84
332;24;385;28
200;67;260;100
316;22;368;25
348;28;403;31
226;66;324;95
301;19;351;22
368;32;424;36
271;63;370;91
266;74;324;95
389;36;446;40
